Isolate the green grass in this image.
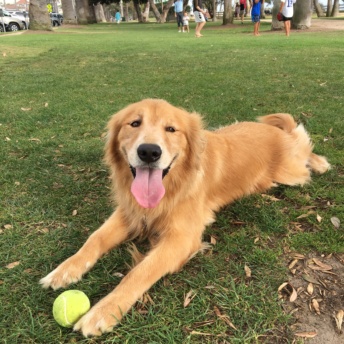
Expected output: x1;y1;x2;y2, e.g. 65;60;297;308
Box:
0;20;343;343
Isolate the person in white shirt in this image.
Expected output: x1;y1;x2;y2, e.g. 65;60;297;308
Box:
279;0;296;36
182;12;190;33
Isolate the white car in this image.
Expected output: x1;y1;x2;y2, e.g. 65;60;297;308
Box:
7;10;29;29
0;9;25;31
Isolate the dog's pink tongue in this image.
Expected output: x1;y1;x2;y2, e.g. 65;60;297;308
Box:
131;168;165;208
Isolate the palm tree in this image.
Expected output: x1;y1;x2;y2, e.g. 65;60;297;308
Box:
29;0;52;30
61;0;77;25
292;0;312;29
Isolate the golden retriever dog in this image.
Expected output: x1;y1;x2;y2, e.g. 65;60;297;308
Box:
40;99;330;336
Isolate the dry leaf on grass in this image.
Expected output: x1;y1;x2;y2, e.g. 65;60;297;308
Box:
184;290;196;308
301;112;313;118
210;235;217;245
334;310;343;333
288;259;299;270
6;261;20;269
113;272;124;278
297;210;315;219
312;258;332;270
302;274;320;285
311;299;321;315
4;224;13;230
294;331;317;338
72;209;78;216
316;214;322;222
244;264;251;278
292;253;305;260
331;216;340;229
261;194;280;202
308;258;332;272
29;138;41;143
214;306;237;330
278;282;298;302
307;283;314;295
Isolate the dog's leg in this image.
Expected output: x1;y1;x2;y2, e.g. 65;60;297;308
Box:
74;231;202;337
40;208;129;290
308;153;330;174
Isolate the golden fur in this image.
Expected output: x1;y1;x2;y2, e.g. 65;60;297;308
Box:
40;99;330;336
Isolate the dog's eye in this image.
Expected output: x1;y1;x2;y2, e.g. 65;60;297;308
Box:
166;126;176;133
130;120;141;128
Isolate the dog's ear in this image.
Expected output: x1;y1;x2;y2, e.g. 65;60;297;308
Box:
185;111;205;170
104;107;127;168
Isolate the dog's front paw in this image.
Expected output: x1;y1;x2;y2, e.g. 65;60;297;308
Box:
73;300;122;337
40;256;89;290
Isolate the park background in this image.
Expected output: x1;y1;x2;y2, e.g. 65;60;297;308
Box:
1;8;344;344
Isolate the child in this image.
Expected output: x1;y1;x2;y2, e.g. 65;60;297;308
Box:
235;3;240;19
251;0;264;36
115;11;121;24
182;11;190;33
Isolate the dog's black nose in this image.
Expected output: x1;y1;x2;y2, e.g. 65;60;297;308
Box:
137;144;162;163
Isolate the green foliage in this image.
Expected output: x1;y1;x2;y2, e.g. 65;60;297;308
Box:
0;21;343;343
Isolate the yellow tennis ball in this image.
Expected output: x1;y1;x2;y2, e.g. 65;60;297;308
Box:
53;290;90;328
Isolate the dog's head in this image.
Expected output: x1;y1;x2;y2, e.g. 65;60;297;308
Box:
105;99;204;209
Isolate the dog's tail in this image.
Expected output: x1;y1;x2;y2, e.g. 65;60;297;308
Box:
257;113;297;133
258;113;330;176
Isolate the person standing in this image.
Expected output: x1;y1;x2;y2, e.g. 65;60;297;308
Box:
279;0;296;36
235;3;240;19
115;11;121;24
183;11;190;33
239;0;246;24
251;0;264;36
193;0;207;37
174;0;184;33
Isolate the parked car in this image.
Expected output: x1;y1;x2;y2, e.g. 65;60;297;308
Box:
50;13;63;26
7;10;29;29
0;10;25;32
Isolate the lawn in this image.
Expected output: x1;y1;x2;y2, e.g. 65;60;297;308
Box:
0;20;343;344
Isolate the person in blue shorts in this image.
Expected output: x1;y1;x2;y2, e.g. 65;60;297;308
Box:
251;0;264;36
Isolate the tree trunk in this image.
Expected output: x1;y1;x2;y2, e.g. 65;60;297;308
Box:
223;0;233;25
88;5;97;23
292;0;312;29
331;0;339;16
313;0;325;17
271;0;284;30
61;0;77;24
124;2;129;22
75;0;89;24
326;0;332;17
29;0;52;30
94;3;107;22
103;4;112;22
149;0;162;22
142;1;150;22
133;1;143;22
212;0;217;21
161;0;175;23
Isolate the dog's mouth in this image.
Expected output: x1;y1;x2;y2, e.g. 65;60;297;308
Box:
129;165;171;179
129;157;176;209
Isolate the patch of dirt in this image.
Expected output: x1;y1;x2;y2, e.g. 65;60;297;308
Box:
280;253;344;343
309;19;344;32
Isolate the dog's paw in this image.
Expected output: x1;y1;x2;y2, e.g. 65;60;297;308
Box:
40;257;88;290
73;301;121;337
